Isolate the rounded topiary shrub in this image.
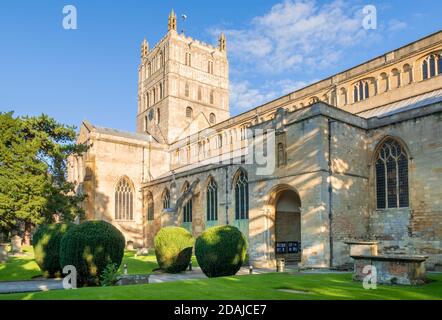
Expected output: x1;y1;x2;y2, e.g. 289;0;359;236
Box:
154;226;194;273
195;225;247;278
33;223;76;277
59;220;125;286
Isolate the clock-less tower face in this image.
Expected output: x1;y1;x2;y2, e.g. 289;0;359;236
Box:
136;14;229;144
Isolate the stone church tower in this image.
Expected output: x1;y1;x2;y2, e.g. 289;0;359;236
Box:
136;10;230;143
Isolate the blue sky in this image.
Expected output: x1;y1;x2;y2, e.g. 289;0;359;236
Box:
0;0;441;132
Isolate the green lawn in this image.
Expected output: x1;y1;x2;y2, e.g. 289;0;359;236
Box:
120;250;198;275
1;272;442;300
1;247;441;300
0;247;197;281
0;246;42;281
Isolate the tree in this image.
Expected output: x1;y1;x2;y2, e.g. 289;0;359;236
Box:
0;112;88;241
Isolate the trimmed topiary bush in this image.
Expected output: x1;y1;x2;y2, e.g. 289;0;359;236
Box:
59;220;125;286
154;226;194;273
33;223;76;277
195;225;247;278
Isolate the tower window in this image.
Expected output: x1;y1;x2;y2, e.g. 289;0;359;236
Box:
186;107;193;118
148;109;154;121
157;108;160;124
185;83;190;97
115;177;134;221
375;138;409;209
210;90;214;104
209;113;216;124
198;86;202;101
185;52;192;66
208;61;214;74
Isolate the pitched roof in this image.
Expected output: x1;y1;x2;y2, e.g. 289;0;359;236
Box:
83;120;151;141
357;89;442;119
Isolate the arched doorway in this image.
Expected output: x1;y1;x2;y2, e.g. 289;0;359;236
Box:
274;189;301;264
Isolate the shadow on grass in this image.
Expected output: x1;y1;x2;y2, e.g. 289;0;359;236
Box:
0;256;42;282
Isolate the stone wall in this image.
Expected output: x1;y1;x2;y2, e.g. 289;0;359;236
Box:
368;112;442;269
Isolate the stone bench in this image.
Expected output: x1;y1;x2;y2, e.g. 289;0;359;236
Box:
351;254;428;285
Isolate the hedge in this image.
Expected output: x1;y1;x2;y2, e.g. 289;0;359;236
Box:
154;226;194;273
195;225;247;277
33;223;76;277
59;220;125;286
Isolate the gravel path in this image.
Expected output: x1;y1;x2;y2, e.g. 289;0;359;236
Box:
0;279;64;294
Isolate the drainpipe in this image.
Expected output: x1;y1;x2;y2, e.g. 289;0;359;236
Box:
225;166;229;225
327;119;335;268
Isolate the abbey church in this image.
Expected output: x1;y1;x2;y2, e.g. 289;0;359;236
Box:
69;11;442;269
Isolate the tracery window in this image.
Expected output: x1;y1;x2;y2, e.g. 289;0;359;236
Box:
147;194;154;221
375;138;409;209
206;178;218;221
234;170;249;220
115;177;134;220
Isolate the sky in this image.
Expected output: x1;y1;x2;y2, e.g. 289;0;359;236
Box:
0;0;441;132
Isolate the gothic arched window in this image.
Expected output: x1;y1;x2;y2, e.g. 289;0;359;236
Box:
115;177;134;220
353;80;370;103
147;194;154;221
183;183;192;223
422;54;442;80
206;178;218;221
163;189;170;209
375;138;409;209
234;170;249;220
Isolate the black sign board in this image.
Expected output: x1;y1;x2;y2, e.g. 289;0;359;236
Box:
275;242;287;254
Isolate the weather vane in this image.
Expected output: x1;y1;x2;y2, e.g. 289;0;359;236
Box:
181;14;187;34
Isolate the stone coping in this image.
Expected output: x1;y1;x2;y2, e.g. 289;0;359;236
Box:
351;254;428;262
344;241;378;245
